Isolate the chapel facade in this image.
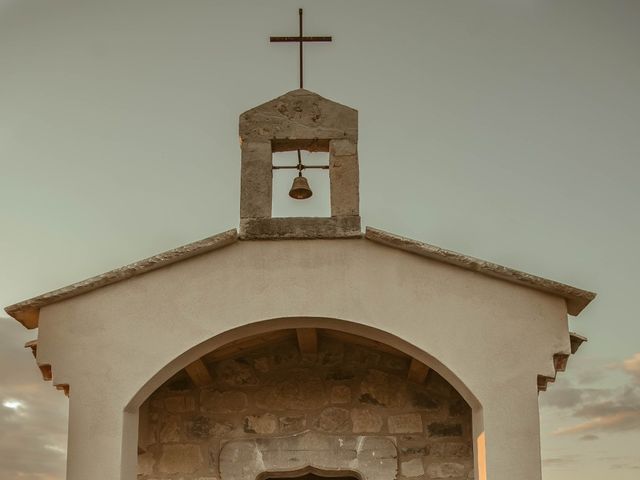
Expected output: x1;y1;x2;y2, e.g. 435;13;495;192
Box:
6;88;595;480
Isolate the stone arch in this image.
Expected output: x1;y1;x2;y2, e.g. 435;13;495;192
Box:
128;317;482;480
125;317;481;412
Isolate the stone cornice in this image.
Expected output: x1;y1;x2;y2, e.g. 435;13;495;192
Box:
365;226;596;316
4;229;238;329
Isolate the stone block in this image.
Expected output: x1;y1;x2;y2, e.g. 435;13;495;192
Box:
253;356;270;373
157;444;203;474
164;395;195;413
137;451;154;476
426;462;466;479
388;413;423;434
221;431;397;480
427;422;463;438
239;216;362;240
244;413;278;434
351;408;383;433
410;388;440;410
189;416;213;439
239;89;358;144
279;415;306;433
318;342;345;366
158;414;182;443
401;458;425;477
201;390;248;413
430;442;472;457
316;407;352;433
256;373;326;411
271;344;300;369
330;385;351;404
216;359;258;386
359;370;407;408
240;141;272;219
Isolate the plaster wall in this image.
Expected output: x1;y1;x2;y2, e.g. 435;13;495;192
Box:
33;238;570;480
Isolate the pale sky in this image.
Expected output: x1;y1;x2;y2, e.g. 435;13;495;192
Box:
1;0;639;479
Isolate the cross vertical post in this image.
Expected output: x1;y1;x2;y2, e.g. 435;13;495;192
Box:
270;8;332;89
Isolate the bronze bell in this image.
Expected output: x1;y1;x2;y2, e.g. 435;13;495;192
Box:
289;174;313;199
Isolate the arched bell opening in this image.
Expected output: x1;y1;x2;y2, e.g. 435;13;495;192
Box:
131;318;479;480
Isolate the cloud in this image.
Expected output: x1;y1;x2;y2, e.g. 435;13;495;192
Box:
622;353;640;383
579;434;599;441
0;318;67;480
549;352;640;437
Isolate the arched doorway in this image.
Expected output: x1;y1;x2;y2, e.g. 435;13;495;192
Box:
134;322;476;480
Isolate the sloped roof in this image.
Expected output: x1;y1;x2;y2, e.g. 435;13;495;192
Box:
4;226;595;329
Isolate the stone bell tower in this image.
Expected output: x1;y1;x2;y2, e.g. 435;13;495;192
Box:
238;89;361;240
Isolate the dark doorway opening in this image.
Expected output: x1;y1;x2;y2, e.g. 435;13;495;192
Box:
264;475;358;480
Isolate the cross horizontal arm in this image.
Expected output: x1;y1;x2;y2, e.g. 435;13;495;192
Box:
270;36;332;42
272;165;329;170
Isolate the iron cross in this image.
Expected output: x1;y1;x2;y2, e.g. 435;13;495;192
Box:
270;8;332;88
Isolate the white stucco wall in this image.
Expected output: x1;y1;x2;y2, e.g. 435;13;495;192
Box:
34;238;570;480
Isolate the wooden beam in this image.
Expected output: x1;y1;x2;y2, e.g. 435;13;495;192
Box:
39;364;52;381
24;339;38;358
55;384;70;397
407;358;430;384
185;359;214;387
296;328;318;355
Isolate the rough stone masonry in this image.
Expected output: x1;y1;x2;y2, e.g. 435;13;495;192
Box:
137;336;474;480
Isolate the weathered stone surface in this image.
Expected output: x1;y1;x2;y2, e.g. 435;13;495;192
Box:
240;141;272;219
351;408;383;433
381;354;409;371
400;445;428;456
401;458;425;477
271;344;300;369
426;462;466;478
256;373;326;411
253;356;270;373
317;342;345;366
411;388;440;410
316;407;351;433
240;216;362;240
448;395;470;416
157;444;203;474
330;385;351;404
279;415;306;433
189;416;213;439
216;359;258;386
359;370;407;407
427;422;463;438
239;89;358;143
201;390;248;413
244;413;278;434
137;452;154;476
143;336;474;480
430;442;472;457
164;395;195;413
344;347;380;367
219;431;397;480
329;139;359;217
158;414;182;443
388;413;423;434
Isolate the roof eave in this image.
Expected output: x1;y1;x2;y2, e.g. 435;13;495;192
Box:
5;229;239;329
365;227;596;316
